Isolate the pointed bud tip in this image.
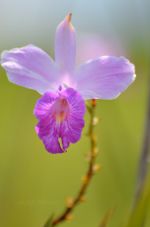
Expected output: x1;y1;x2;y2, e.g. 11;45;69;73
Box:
66;13;72;23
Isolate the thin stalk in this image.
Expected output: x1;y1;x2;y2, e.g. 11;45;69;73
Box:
51;99;99;226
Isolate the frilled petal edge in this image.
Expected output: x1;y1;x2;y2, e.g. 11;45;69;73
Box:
34;87;85;154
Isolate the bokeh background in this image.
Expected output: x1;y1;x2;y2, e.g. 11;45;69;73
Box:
0;0;150;226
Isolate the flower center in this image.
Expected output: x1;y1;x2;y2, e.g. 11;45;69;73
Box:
52;97;70;123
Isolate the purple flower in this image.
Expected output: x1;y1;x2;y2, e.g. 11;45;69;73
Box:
1;14;136;154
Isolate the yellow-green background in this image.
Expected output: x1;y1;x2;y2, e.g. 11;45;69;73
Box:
0;0;150;226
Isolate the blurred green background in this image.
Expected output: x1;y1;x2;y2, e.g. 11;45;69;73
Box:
0;0;150;226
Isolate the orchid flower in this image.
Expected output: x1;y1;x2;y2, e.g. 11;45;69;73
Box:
1;14;136;154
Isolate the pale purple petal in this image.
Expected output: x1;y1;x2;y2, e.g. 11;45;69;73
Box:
55;14;76;73
1;45;58;94
34;87;85;154
75;56;136;99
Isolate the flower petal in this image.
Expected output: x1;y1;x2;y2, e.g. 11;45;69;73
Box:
1;45;58;94
60;88;85;144
75;56;136;99
55;14;76;73
34;88;85;154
